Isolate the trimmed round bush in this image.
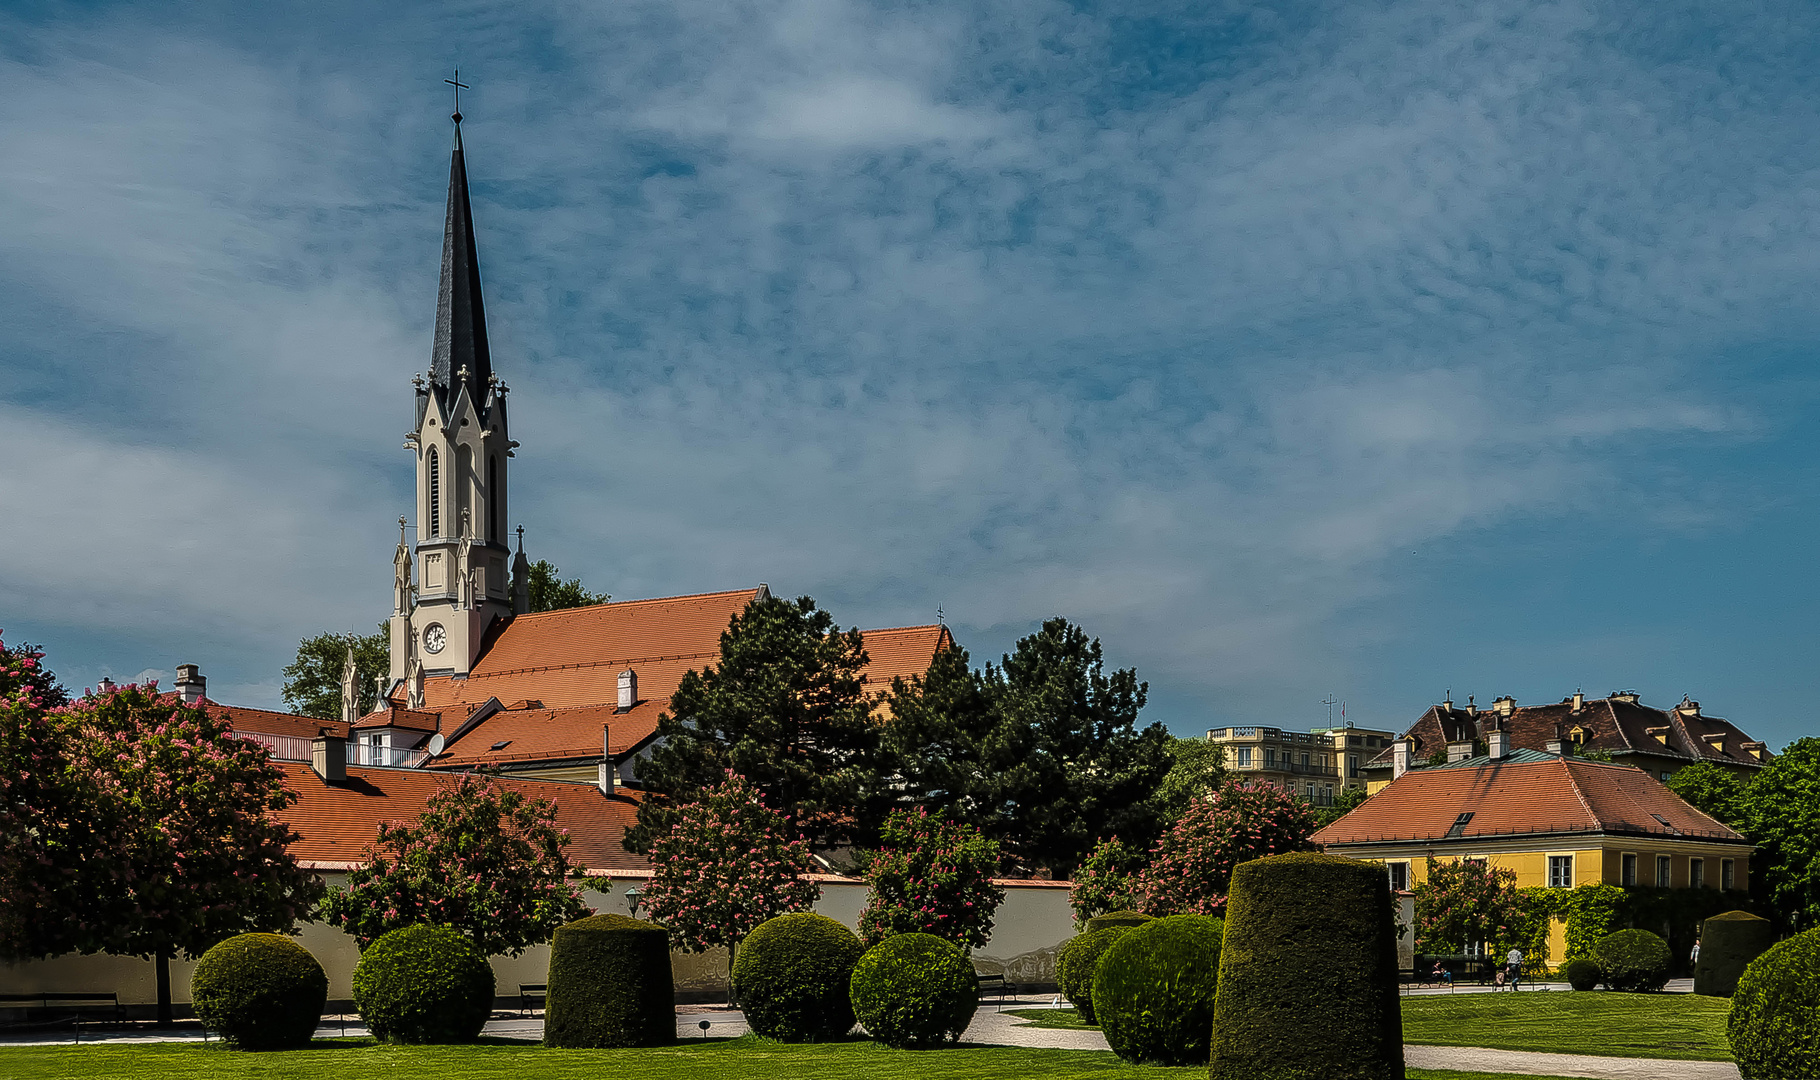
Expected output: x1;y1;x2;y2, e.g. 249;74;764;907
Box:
1209;852;1404;1080
1591;929;1672;993
1728;927;1820;1079
1091;914;1222;1064
849;933;977;1049
352;924;496;1043
1055;926;1132;1025
545;914;674;1048
732;912;864;1042
1695;910;1775;998
1562;957;1603;992
1085;910;1152;934
190;933;327;1050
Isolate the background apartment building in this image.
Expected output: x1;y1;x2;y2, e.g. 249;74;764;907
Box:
1205;722;1397;805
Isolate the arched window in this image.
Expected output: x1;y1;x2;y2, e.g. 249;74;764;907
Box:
457;446;473;536
487;455;499;543
427;448;441;537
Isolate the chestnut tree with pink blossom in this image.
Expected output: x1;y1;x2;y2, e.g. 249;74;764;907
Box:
857;808;1004;949
1134;779;1317;917
636;772;820;954
1068;836;1145;927
0;633;83;961
319;771;590;953
1413;856;1527;956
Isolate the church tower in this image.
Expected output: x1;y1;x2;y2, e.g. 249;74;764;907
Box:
390;115;524;687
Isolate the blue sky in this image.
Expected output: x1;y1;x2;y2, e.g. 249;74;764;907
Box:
2;0;1817;749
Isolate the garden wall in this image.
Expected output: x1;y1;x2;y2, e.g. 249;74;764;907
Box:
0;873;1075;1013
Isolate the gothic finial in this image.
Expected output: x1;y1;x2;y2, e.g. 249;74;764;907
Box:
515;523;524;553
457;364;470;383
412;372;426;391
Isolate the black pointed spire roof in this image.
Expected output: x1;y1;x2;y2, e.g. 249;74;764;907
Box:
430;122;492;406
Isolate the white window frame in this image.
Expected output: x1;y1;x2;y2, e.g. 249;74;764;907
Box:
1386;861;1410;892
1548;854;1574;889
1236;746;1253;768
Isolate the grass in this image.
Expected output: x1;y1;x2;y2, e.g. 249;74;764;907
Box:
1400;991;1734;1061
1005;1007;1099;1030
0;1037;1599;1080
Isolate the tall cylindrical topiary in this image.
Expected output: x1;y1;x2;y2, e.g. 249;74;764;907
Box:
849;933;977;1049
732;912;864;1042
1209;852;1404;1080
544;914;675;1048
1090;915;1222;1064
1085;910;1152;934
1055;926;1133;1025
1728;927;1820;1079
352;924;496;1044
1694;910;1774;998
190;933;328;1050
1591;929;1671;993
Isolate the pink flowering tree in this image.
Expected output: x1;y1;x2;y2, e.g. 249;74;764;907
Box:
1068;836;1146;927
637;772;820;956
1413;856;1526;956
3;679;322;1025
857;808;1005;949
319;772;590;953
0;633;82;962
1135;780;1317;916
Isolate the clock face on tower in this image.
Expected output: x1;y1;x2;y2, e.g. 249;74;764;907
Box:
422;623;447;654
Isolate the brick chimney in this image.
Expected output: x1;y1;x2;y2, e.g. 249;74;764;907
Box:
175;664;206;706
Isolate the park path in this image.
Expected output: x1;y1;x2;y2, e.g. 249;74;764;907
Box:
1404;1044;1739;1079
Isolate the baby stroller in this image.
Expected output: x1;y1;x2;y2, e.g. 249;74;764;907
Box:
1494;961;1521;990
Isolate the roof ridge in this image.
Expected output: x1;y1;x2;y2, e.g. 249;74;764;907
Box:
503;587;760;622
1558;756;1609;831
861;623;946;634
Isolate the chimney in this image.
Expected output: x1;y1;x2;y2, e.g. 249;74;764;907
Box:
1447;740;1475;764
97;676;117;696
311;733;347;785
1571;691;1584;713
1465;695;1477;717
1677;697;1701;718
1488;728;1510;761
175;664;206;705
617;668;637;713
597;725;616;796
1392;738;1411;779
1492;695;1515;718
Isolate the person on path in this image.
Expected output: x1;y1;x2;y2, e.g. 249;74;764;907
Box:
1504;947;1523;989
1691;938;1701;967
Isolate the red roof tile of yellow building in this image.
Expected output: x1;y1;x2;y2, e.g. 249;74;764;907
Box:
1313;751;1747;847
275;762;645;872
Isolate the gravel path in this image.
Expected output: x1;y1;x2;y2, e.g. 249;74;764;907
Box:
1404;1044;1739;1079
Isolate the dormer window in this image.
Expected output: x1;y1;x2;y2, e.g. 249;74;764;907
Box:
1570;726;1586;746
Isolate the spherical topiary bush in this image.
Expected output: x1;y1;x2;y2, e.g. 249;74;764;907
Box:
732;912;864;1042
849;933;977;1049
1056;926;1132;1025
544;914;674;1048
1208;852;1404;1080
352;924;495;1043
1591;929;1672;993
190;933;328;1050
1695;910;1775;998
1085;910;1152;934
1562;958;1603;992
1090;914;1221;1064
1728;927;1820;1080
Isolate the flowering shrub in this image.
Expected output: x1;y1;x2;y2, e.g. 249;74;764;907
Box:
320;772;589;954
857;809;1004;949
636;772;821;953
1069;836;1145;928
1134;781;1317;917
1413;856;1527;956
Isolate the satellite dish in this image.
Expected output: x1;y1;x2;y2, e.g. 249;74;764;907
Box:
427;733;445;755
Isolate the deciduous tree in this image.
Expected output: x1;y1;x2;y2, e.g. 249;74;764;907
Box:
1739;738;1820;931
526;559;609;613
857;809;1004;949
1667;760;1751;829
1068;836;1145;927
1135;780;1317;916
1413;856;1527;956
318;772;591;953
281;625;388;719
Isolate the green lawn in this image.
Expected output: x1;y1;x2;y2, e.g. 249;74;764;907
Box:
1018;992;1735;1063
0;1037;1596;1080
1400;992;1734;1061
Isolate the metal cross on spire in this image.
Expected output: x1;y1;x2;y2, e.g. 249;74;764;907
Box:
445;70;470;124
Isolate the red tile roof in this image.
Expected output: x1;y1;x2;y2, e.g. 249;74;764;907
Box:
1313;753;1748;847
184;696;349;741
352;706;444;733
275;762;646;872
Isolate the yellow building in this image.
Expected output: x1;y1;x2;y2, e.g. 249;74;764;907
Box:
1314;739;1750;961
1206;723;1396;805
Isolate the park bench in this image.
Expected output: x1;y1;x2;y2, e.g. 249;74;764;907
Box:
976;973;1018;1011
518;983;547;1018
0;992;125;1027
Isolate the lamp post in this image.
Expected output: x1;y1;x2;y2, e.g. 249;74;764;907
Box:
624;886;642;918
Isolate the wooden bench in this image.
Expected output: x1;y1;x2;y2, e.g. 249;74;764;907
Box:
0;992;125;1026
518;983;547;1018
976;974;1017;1011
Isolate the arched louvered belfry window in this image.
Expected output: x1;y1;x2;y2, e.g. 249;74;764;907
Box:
427;447;441;537
487;455;499;542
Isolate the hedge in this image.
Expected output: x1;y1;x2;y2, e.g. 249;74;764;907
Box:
1055;926;1131;1026
1208;852;1403;1080
190;933;327;1050
544;914;674;1048
1561;958;1602;992
1694;910;1774;998
352;924;495;1043
1591;929;1672;993
1091;915;1221;1064
1728;927;1820;1079
732;912;864;1042
1085;910;1152;934
849;933;976;1049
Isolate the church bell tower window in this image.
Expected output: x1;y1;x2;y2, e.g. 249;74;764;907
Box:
488;455;499;542
427;448;441;537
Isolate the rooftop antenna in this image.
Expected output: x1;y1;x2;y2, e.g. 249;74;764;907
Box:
1322;696;1338;725
444;71;470;124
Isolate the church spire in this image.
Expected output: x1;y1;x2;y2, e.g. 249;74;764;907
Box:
429;118;492;406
